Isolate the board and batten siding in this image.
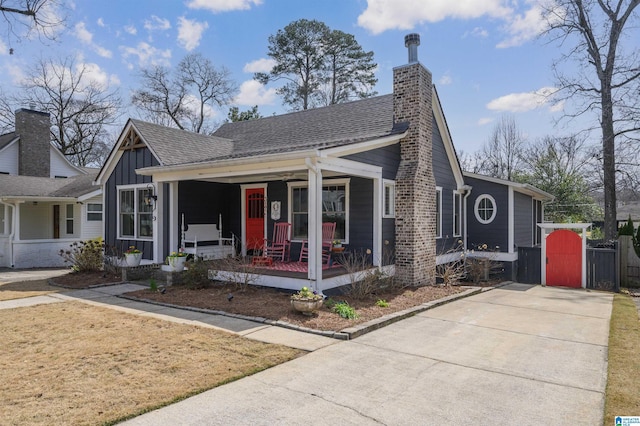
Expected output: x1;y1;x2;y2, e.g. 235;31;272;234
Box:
344;145;400;257
513;191;533;247
432;116;461;253
465;176;509;252
104;147;158;259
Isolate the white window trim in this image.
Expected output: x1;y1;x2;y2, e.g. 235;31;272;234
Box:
436;187;442;239
383;179;395;218
117;184;154;241
287;178;350;243
474;194;497;224
86;203;103;222
453;191;462;237
65;203;74;236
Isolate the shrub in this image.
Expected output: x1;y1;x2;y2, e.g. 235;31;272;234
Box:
618;216;634;236
333;301;358;319
180;260;212;289
58;238;104;272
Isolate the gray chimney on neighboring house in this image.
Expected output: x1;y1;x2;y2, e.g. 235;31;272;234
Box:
15;108;51;177
393;33;437;286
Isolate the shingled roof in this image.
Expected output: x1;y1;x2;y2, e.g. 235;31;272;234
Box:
0;173;98;199
128;94;403;168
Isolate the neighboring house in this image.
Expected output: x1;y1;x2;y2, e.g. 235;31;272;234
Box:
95;34;549;292
0;109;103;268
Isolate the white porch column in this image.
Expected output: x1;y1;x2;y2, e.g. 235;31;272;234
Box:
306;159;323;293
154;182;164;263
168;181;179;260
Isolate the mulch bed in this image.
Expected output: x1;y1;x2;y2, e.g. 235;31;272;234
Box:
49;271;123;288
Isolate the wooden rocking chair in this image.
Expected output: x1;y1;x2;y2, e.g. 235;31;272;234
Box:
299;222;336;265
263;222;291;262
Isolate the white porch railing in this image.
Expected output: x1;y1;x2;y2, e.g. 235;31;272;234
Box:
9;238;80;269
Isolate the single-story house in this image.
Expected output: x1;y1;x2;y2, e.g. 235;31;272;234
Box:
0;109;103;268
95;34;551;292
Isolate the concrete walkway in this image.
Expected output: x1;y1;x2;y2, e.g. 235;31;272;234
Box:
118;282;612;425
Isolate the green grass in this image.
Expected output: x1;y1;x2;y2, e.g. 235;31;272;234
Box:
604;293;640;424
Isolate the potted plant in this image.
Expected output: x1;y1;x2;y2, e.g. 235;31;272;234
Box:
290;286;324;316
166;250;188;271
332;239;342;248
124;246;142;267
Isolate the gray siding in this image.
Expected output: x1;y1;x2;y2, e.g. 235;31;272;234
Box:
433;116;460;253
104;147;158;259
465;176;509;252
514;191;533;247
344;144;400;180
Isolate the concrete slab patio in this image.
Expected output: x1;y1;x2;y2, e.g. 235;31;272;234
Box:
122;283;613;425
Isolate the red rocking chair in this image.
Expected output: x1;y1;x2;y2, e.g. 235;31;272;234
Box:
263;222;291;262
299;222;336;265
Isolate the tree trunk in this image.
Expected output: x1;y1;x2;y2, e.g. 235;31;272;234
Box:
601;87;617;239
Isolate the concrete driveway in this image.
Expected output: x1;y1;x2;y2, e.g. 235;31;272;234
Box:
123;283;612;425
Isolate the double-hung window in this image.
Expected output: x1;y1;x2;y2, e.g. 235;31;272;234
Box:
289;179;349;242
65;204;74;235
383;180;395;218
118;186;153;239
87;203;103;221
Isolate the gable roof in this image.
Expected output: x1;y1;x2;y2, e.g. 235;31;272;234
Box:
0;173;98;200
0;132;18;151
464;172;554;201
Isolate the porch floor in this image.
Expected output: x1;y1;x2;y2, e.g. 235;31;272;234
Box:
252;261;346;279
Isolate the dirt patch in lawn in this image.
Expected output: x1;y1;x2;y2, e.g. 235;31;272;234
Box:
0;279;62;301
0;301;302;426
125;282;468;332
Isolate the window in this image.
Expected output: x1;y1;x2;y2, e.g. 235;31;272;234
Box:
453;192;462;237
65;204;74;235
384;180;395;218
436;187;442;238
118;186;153;239
289;180;348;241
87;203;103;221
474;194;497;224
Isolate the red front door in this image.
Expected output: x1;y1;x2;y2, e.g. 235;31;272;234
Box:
245;188;265;251
546;229;582;288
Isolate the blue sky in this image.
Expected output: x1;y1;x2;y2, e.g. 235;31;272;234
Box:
0;0;584;154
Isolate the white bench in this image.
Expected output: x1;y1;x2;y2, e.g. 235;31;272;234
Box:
181;214;234;260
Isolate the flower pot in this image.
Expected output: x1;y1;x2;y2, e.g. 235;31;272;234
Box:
291;298;324;316
167;256;187;272
124;253;142;267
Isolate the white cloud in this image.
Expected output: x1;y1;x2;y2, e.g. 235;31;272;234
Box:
243;58;276;73
478;117;494;125
0;38;7;55
81;62;121;88
124;24;137;35
74;22;93;44
177;17;209;51
438;73;452;85
97;17;105;27
74;22;113;58
486;87;558;112
358;0;512;34
121;42;172;68
144;15;171;31
186;0;262;13
464;26;489;38
183;93;218;118
234;80;277;105
497;3;548;48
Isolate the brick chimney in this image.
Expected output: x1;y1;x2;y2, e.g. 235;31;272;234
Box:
393;34;436;286
15;108;51;177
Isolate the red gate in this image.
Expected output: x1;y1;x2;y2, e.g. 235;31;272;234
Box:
546;229;581;288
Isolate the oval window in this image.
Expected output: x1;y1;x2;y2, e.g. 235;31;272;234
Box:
474;194;497;224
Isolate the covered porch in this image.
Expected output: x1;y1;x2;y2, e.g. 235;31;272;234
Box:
139;153;393;293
